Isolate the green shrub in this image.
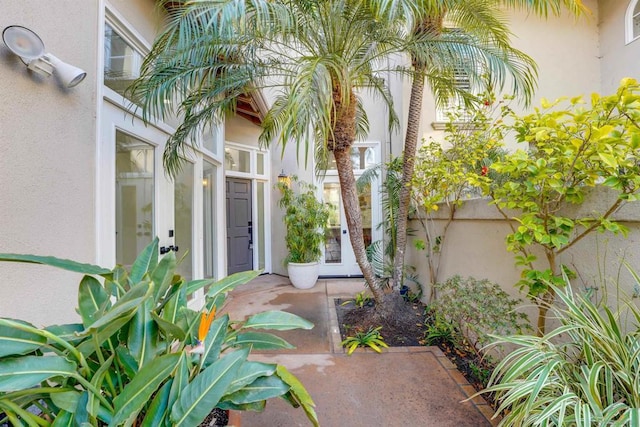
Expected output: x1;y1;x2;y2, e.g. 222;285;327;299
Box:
430;276;531;358
341;291;373;308
0;239;319;426
341;326;389;355
277;177;331;264
482;283;640;426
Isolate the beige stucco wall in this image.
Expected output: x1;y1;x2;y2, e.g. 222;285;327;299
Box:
107;0;164;44
0;0;161;327
0;0;100;326
225;115;262;147
408;1;601;154
269;131;317;277
407;189;640;324
599;0;640;94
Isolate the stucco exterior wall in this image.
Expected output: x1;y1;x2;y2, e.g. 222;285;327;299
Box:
599;0;640;94
0;0;100;326
0;0;161;326
407;189;640;323
107;0;164;44
225;115;263;147
270;135;317;277
408;1;601;154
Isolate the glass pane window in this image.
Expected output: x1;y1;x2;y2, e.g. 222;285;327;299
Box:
359;183;372;248
257;153;265;175
224;147;250;173
104;23;142;98
324;183;342;264
257;181;266;270
202;129;218;155
435;28;477;122
436;67;473;122
115;131;154;265
326;147;375;171
175;162;194;283
203;160;217;279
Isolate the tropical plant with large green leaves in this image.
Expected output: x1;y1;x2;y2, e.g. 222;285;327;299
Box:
378;0;588;291
0;238;318;426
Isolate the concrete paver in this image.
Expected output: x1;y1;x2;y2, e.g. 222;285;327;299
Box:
222;274;496;427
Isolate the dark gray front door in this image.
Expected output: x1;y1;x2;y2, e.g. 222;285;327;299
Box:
226;178;253;274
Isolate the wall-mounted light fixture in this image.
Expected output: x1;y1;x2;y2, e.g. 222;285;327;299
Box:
2;25;87;88
277;169;291;187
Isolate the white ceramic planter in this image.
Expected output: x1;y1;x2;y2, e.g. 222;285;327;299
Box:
287;261;320;289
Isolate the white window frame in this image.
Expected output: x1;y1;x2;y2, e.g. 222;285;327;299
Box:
432;28;481;128
103;6;151;108
435;67;474;123
322;142;380;176
627;0;640;44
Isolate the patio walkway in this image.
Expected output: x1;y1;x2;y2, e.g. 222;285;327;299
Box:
222;274;497;427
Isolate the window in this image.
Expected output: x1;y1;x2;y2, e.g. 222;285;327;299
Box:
626;0;640;44
433;28;480;125
104;23;143;98
325;146;376;171
224;147;251;173
115;131;155;266
435;66;473;123
202;160;218;279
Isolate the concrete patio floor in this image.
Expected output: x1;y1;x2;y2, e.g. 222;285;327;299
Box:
222;274;497;427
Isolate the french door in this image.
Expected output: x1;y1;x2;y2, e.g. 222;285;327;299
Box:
101;101;196;279
319;175;378;277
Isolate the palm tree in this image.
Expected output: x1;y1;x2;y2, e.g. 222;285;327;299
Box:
131;0;579;315
132;0;406;304
387;0;589;291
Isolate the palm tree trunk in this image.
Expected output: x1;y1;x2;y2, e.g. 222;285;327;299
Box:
329;87;383;303
391;15;443;291
334;149;383;303
391;70;425;291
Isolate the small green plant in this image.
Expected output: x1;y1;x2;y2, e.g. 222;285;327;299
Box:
424;311;457;348
430;276;531;359
341;291;372;308
277;176;331;264
481;282;640;426
468;360;493;388
341;326;389;355
0;239;319;426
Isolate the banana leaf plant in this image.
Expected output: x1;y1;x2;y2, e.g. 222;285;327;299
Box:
0;238;319;426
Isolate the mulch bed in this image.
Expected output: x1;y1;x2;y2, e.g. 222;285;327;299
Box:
335;298;496;407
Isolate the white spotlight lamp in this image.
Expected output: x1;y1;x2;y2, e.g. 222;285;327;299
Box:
2;25;87;88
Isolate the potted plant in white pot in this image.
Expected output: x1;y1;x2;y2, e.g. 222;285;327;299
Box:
277;176;330;289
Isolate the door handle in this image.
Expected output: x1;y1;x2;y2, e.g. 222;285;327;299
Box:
160;245;179;254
